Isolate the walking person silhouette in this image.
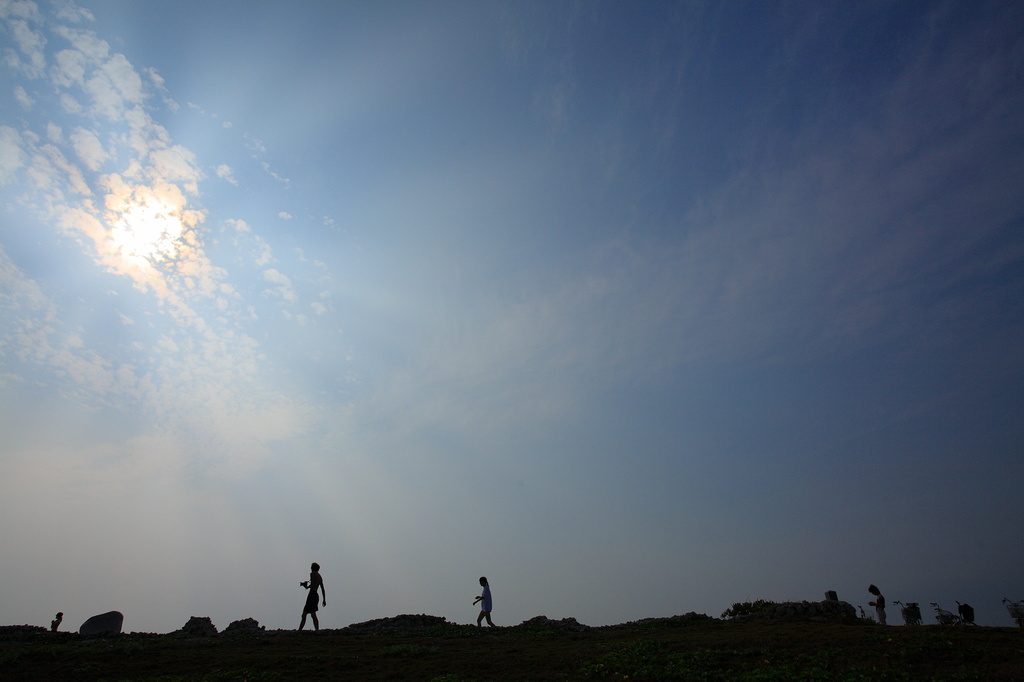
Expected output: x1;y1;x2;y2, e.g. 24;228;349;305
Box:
299;562;326;630
474;576;495;627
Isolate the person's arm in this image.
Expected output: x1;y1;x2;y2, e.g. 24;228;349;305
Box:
319;577;327;605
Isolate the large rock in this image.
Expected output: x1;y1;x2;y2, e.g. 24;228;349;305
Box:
345;614;448;633
745;600;857;623
79;611;123;636
176;616;218;637
517;615;590;632
222;618;265;636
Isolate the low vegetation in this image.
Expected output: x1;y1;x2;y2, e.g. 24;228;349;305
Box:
720;600;781;620
2;611;1022;681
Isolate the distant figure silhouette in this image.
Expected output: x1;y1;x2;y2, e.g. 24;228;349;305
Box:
299;562;326;631
50;612;63;632
868;584;886;625
473;576;495;627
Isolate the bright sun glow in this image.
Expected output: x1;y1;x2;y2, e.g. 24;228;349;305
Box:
109;194;183;264
93;176;207;296
103;179;190;270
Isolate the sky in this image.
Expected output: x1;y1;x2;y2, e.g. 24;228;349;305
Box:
1;0;1023;633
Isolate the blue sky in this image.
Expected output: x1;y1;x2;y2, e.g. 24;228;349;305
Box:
1;0;1022;633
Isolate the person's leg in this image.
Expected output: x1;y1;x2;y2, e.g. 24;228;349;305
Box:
484;612;495;627
476;610;485;626
311;612;319;631
299;612;308;630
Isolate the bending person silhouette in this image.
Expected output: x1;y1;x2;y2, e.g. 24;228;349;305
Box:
868;584;886;625
299;562;326;631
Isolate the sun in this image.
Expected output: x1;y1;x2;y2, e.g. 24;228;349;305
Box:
105;182;187;268
94;175;208;295
109;192;183;264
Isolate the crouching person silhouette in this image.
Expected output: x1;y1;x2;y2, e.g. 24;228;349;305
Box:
299;562;326;631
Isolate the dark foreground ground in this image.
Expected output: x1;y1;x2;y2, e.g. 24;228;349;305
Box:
2;615;1022;681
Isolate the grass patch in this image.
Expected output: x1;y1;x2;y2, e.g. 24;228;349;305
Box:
378;642;439;658
575;638;992;681
2;620;1021;681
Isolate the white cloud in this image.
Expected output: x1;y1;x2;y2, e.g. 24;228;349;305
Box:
226;217;250;233
0;243;52;316
215;163;237;185
28;141;90;196
0;244;140;403
69;126;108;171
0;0;43;22
144;66;178;111
82;68;125;119
51;48;87;87
54;25;110;61
0;126;25;185
145;67;163;89
5;16;47;78
101;52;144;104
244;134;266;154
278;211;293;220
148;145;203;193
262;268;297;302
252;237;273;266
13;84;33;108
49;29;145;124
55;3;95;24
261;161;289;186
59;92;82;114
262;268;290;285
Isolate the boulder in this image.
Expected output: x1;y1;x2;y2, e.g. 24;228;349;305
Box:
79;611;124;636
345;614;448;633
517;615;590;632
222;618;265;636
752;600;856;622
176;616;218;637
